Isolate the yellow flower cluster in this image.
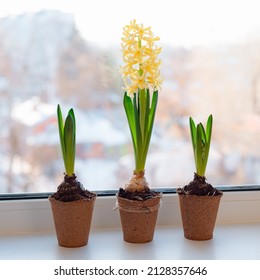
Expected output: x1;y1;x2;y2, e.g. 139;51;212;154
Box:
121;20;162;96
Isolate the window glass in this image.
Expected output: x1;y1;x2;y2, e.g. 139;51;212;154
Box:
1;0;260;193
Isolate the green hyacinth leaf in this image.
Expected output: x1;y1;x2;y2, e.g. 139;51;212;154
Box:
189;117;197;156
123;93;138;160
206;114;213;144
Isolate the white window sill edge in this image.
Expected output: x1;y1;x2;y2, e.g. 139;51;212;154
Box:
0;191;260;260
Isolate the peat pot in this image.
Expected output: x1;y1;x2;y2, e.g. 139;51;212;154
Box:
49;196;96;247
117;194;161;243
178;193;223;240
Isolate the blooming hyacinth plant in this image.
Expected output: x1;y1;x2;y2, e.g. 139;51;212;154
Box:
121;20;162;192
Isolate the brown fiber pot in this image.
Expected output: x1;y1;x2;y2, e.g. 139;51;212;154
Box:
117;195;161;243
49;196;96;247
178;193;223;240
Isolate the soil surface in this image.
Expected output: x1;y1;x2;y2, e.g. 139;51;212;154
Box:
50;174;96;202
118;187;160;201
177;173;222;196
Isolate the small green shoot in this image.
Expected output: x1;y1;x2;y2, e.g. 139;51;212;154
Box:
57;104;76;176
189;114;213;177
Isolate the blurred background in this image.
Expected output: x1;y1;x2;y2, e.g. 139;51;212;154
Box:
1;0;260;193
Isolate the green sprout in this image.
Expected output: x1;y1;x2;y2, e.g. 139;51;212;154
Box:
123;89;158;173
189;114;213;177
57;104;76;176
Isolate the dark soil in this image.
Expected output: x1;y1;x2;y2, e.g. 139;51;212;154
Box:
177;173;222;196
118;188;160;201
50;174;96;202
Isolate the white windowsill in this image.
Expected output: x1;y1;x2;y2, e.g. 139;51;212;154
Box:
1;224;260;260
0;191;260;260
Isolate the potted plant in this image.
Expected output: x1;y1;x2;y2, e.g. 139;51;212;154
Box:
177;114;223;240
49;105;96;247
117;20;163;243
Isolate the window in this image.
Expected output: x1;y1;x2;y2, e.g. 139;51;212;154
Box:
1;0;260;195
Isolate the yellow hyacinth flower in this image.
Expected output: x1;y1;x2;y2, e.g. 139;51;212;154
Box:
121;20;162;96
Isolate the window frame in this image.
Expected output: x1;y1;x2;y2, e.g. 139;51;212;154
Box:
1;185;260;201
